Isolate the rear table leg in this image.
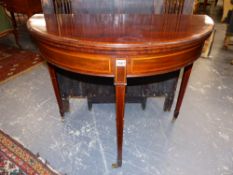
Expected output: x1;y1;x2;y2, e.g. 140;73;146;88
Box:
173;64;193;119
48;63;69;117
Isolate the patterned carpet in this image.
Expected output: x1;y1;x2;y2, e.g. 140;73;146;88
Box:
0;44;43;83
0;130;59;175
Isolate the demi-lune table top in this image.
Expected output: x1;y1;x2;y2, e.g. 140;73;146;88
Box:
28;14;213;48
27;14;213;78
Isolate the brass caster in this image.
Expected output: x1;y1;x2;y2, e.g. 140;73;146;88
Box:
112;161;122;168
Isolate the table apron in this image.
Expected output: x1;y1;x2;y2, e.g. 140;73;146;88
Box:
38;41;204;77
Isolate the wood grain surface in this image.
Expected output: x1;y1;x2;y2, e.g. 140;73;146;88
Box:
27;14;213;77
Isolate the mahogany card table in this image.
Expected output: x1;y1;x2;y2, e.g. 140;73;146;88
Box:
27;14;214;167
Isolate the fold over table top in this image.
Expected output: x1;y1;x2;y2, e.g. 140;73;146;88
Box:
28;14;213;48
27;14;214;77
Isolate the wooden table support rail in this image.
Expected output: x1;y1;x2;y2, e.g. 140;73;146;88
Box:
27;14;214;167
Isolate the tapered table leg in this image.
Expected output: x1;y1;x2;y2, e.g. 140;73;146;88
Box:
173;64;193;119
112;60;127;168
48;63;68;117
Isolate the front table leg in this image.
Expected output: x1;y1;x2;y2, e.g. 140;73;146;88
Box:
174;64;193;119
112;60;127;168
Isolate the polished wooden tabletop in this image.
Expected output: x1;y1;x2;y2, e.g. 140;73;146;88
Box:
28;14;213;47
27;14;213;78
